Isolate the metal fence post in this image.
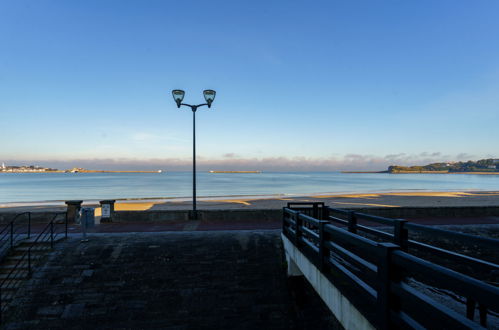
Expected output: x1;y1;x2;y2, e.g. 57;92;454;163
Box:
28;248;31;275
348;212;357;234
28;212;31;239
376;242;400;329
50;221;54;249
393;219;408;251
10;222;13;248
65;213;68;239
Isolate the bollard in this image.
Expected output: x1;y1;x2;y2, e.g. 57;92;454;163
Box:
80;208;95;242
65;200;83;223
99;200;116;223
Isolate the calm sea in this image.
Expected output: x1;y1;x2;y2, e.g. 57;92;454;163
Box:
1;172;499;204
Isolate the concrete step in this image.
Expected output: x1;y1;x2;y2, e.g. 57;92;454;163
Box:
6;254;45;262
0;270;29;280
1;300;13;314
0;263;30;272
1;290;19;306
17;237;64;247
1;279;24;290
13;245;51;253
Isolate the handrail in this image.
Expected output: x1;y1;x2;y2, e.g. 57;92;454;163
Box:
391;250;499;310
0;212;30;235
320;206;499;281
0;212;31;260
283;204;499;328
0;212;67;322
404;222;499;248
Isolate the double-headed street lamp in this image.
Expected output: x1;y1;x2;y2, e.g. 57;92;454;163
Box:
172;89;216;220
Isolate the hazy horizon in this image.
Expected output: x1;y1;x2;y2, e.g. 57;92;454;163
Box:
1;152;493;172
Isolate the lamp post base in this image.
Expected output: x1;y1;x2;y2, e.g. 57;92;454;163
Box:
189;210;198;220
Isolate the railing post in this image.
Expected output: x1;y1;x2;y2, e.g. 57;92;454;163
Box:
322;206;329;221
318;221;328;271
28;248;31;275
376;242;401;329
10;222;13;248
466;298;476;320
393;219;408;251
295;212;302;247
478;303;487;327
65;212;68;239
28;212;31;239
348;212;357;234
50;221;54;249
312;203;319;219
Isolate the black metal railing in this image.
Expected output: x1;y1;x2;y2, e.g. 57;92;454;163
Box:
283;203;499;329
0;212;67;322
0;212;31;262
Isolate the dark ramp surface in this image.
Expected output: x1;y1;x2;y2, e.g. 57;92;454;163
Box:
5;231;340;329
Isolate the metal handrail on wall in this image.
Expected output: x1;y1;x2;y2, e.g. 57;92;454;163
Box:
0;212;31;261
283;203;499;329
0;212;67;322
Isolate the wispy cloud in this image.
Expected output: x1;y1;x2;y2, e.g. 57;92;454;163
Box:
131;133;157;142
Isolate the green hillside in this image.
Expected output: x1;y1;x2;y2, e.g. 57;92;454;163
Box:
388;158;499;173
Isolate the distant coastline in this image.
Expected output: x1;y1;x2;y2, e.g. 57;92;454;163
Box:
386;158;499;174
342;170;499;175
69;170;163;174
0;164;163;174
209;170;262;174
341;171;388;174
389;171;499;175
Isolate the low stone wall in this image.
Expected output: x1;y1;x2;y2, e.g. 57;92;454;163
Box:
111;206;499;223
1;206;498;225
112;209;281;223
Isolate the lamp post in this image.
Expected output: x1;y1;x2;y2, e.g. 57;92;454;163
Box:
172;89;216;220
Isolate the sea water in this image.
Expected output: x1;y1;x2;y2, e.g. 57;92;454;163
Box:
1;172;499;203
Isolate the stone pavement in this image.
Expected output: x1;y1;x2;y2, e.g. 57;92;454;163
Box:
4;231;341;329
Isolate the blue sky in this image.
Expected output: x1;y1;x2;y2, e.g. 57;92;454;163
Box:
1;0;498;171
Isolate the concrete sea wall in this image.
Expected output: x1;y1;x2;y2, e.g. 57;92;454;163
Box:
1;206;499;224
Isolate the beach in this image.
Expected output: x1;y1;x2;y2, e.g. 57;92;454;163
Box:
1;190;499;214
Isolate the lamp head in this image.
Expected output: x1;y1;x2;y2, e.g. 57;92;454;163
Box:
172;90;185;108
203;89;216;108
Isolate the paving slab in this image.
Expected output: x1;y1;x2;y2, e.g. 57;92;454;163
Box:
4;231;342;329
